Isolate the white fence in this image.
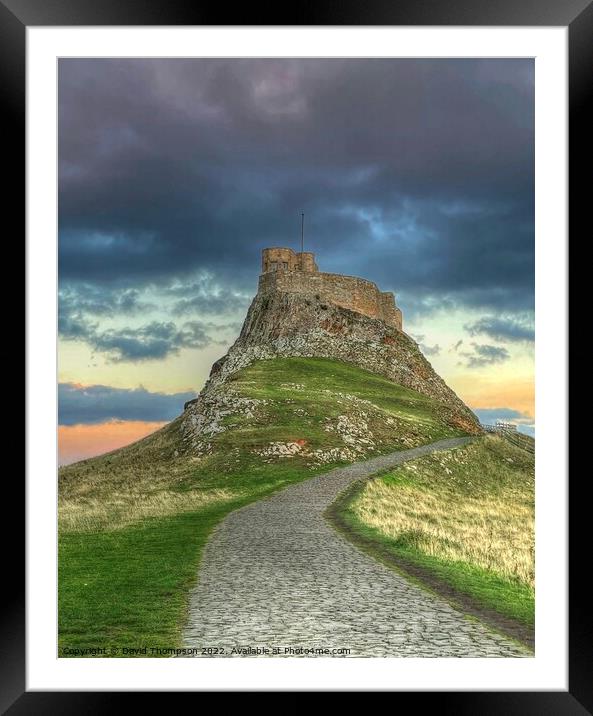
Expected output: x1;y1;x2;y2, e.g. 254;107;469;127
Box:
480;422;535;454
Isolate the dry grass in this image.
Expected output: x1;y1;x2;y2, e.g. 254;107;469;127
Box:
59;415;235;532
352;436;534;590
59;416;195;498
59;488;238;533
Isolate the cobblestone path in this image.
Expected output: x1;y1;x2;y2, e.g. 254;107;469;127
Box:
182;437;530;657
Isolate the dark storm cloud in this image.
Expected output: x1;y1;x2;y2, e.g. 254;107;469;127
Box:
59;58;534;316
172;294;250;316
59;284;154;318
88;321;219;361
59;280;238;361
465;315;535;343
59;383;195;425
166;275;252;316
59;313;228;362
459;343;510;368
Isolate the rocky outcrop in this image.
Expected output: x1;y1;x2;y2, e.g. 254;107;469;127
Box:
182;285;482;446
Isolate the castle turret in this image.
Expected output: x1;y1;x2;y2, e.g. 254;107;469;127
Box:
297;251;317;272
258;247;402;331
261;247;319;273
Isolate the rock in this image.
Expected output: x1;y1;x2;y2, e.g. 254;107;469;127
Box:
180;262;482;454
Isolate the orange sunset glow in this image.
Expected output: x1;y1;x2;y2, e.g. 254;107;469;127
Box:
455;380;534;420
58;421;166;466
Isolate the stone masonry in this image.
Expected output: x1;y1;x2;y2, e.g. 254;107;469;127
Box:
261;247;402;330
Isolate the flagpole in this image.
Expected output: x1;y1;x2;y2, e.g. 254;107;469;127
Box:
301;212;304;254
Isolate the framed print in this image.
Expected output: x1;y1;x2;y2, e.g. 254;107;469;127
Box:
11;0;589;708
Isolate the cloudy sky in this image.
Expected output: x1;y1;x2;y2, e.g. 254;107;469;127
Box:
58;58;535;464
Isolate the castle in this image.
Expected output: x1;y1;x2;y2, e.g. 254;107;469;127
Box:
260;247;403;331
183;245;481;436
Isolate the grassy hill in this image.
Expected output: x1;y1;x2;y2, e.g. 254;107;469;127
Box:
59;357;466;656
331;435;535;645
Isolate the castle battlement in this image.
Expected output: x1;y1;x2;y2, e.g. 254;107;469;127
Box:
259;247;402;331
261;247;318;273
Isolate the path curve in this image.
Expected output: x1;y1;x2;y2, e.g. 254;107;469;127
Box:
182;437;529;657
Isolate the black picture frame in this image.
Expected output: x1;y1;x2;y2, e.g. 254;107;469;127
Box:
11;0;588;708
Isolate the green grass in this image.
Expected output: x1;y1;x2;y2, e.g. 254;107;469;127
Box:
221;358;465;454
59;356;469;656
60;482;314;656
232;357;462;429
59;504;229;655
337;435;535;630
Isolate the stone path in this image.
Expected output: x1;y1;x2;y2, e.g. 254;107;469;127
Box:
182;437;530;657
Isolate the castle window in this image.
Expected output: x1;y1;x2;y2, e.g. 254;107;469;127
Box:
282;262;288;269
270;261;278;270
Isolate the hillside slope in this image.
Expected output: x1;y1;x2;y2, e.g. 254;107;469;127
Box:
204;290;481;434
59;357;470;654
60;358;467;529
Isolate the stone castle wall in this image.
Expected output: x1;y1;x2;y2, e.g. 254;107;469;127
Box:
259;269;403;331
